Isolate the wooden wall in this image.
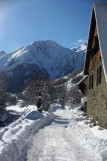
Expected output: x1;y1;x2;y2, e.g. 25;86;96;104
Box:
88;24;101;73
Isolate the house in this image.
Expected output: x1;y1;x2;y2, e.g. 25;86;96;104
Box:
84;2;107;128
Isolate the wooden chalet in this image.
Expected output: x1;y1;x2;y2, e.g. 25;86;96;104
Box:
83;2;107;128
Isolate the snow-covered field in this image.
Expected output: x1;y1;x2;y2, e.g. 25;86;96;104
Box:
0;104;107;161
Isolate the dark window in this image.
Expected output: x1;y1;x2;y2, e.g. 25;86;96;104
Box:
106;98;107;110
89;74;93;90
97;65;101;86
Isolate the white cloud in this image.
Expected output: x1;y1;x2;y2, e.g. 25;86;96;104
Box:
73;39;86;46
77;39;85;43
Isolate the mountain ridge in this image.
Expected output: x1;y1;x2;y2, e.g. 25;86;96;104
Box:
0;40;87;92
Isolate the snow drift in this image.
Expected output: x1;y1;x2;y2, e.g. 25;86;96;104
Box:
0;105;54;161
69;106;107;160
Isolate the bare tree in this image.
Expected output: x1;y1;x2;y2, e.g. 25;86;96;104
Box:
66;85;83;109
52;82;66;108
22;76;52;110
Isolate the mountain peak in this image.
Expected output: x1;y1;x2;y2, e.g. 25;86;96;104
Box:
0;51;6;57
0;40;86;92
70;43;87;53
79;43;87;51
30;40;61;49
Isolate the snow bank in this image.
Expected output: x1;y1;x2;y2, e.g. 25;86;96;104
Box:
69;106;107;160
0;105;55;161
6;104;27;113
81;97;87;105
91;126;107;139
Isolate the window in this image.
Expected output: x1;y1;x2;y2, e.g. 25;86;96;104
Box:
89;74;93;89
97;65;101;86
106;98;107;110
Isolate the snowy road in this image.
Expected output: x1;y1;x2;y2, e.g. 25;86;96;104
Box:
27;109;101;161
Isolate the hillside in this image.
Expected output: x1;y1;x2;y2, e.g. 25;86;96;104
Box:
0;40;87;92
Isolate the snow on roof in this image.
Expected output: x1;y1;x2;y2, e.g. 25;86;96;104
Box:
94;2;107;82
77;75;88;85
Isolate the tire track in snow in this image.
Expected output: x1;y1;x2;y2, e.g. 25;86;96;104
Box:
27;109;101;161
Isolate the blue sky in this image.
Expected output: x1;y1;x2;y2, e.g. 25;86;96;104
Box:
0;0;105;53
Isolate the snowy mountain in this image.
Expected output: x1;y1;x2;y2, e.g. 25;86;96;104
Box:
0;40;87;92
0;51;6;58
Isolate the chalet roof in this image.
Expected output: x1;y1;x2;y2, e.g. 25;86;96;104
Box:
77;75;88;86
94;2;107;82
77;75;88;95
84;2;107;82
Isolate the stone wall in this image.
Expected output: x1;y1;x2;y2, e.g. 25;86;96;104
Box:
86;60;107;129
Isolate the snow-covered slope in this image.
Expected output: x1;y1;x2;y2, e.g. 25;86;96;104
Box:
0;40;87;92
